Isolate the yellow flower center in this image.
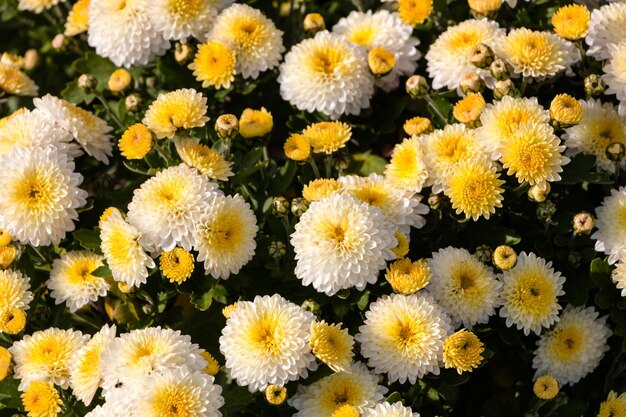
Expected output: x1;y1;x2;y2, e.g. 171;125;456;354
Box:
153;385;196;417
249;313;283;355
14;168;56;213
320;377;363;414
548;326;584;361
349;24;375;47
509;270;555;318
200;211;244;252
166;0;203;19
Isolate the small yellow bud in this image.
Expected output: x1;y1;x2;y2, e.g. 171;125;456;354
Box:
493;245;517;270
215;114;239;139
265;385;287;405
368;47;396;76
108;69;132;95
239;108;273;139
533;375;559;400
303;13;325;33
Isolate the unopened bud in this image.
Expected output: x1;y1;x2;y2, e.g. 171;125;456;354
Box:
23;49;39;71
368;47;396;76
468;0;502;17
584;74;605;97
0;246;17;269
406;75;429;98
474;244;493;263
459;72;484;95
428;193;443;210
271;197;290;218
493;79;517;99
469;44;494;69
493;245;517;270
125;93;143;112
537;200;557;224
268;241;287;260
303;13;325;33
174;42;195;65
490;58;511;80
606;142;625;163
108;68;132;95
573;212;595;234
333;151;351;171
215;114;239;139
528;183;550;202
291;197;310;217
51;34;66;50
301;299;320;315
77;74;97;92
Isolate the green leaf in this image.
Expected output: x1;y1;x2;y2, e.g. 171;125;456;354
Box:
553;399;588;417
386;392;403;404
0;378;21;410
73;229;101;252
357;291;370;311
91;264;112;278
190;289;213;311
349;151;387;176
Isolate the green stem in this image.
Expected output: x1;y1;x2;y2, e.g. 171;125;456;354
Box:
424;95;447;124
324;156;332;178
308;159;321;178
95;95;124;129
520;77;529;96
152;141;169;164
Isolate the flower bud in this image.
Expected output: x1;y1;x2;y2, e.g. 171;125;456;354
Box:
0;347;12;381
493;245;517;270
125;93;143;112
549;94;584;127
291;197;310;217
239;108;273;139
77;73;97;92
490;58;511;80
428;193;443;210
533;375;559;401
303;13;325;33
51;34;66;50
333;151;351;171
301;299;320;315
368;47;396;76
268;241;287;260
468;0;502;17
271;197;290;218
537;200;557;224
403;117;433;136
469;44;494;69
23;49;39;71
108;68;132;95
174;42;195;65
474;244;493;263
572;212;594;234
265;385;287;405
606;142;625;163
493;79;517;100
584;74;605;97
528;183;550;202
215;114;239;139
459;72;484;95
405;75;429;98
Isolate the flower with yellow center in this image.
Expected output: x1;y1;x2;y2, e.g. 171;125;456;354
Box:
98;206;123;229
403;117;432;137
143;88;209;139
107;68;132;94
0;246;17;270
175;138;233;181
302;179;343;203
533;375;559;400
552;4;590;40
453;92;486;126
0;62;38;96
310;320;355;372
368;47;396;76
446;158;505;221
222;302;238;319
265;385;287;405
159;247;195;284
391;232;410;259
0;346;12;380
189;40;236;89
499;122;569;189
493;245;516;270
239;107;273;139
499;252;565;336
550;94;584;126
0;230;12;247
598;392;626;417
201;351;220;376
443;329;484;374
468;0;502;17
64;0;90;36
0;308;26;334
284;134;311;161
396;0;433;26
384;135;429;194
119;123;154;160
303;121;352;155
0;269;32;315
22;381;62;417
532;305;611;386
385;258;430;295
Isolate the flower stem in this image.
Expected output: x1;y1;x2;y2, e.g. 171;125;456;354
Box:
424;95;448;124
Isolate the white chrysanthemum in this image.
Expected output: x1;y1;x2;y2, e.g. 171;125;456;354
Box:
34;95;114;163
585;2;626;61
70;324;117;406
47;251;109;313
426;18;504;90
219;294;316;392
148;0;232;41
338;174;428;235
101;327;206;403
279;31;375;120
0;147;87;247
18;0;65;13
428;247;501;329
127;164;220;253
193;193;258;279
0;270;32;312
477;96;551;159
356;293;452;384
362;402;421;417
291;193;397;296
332;9;420;91
384;135;429;194
0;109;78;156
210;4;284;79
604;41;626;106
499;252;565;336
593;187;626;264
136;367;224;417
288;362;388;417
89;0;170;68
10;327;89;390
533;306;612;386
100;210;156;288
613;257;626;297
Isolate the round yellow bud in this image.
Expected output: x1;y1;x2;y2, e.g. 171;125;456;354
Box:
215;114;239;139
119;123;153;160
550;94;584;126
403;116;433;136
284;133;311;161
0;308;26;335
303;13;325;33
239;108;273;139
533;375;559;400
0;246;18;269
0;230;11;247
551;4;590;40
0;347;12;381
368;47;396;76
453;92;486;126
108;68;132;94
265;385;287;405
493;245;517;270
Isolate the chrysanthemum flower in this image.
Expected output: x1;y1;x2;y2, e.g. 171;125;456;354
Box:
499;122;569;189
100;210;155;288
533;375;559;400
302;179;343;202
613;258;626;297
34;95;113;163
220;294;316;392
356;293;452;383
265;385;287;405
493;245;517;270
47;251;108;313
592;187;626;264
392;232;410;259
0;147;87;247
603;41;626;107
309;320;354;372
175;138;233;181
443;329;485;374
453;92;486;126
598;391;626;417
10;328;89;390
429;247;501;328
210;4;284;79
127;164;220;253
0;270;32;315
88;0;169;68
499;252;565;336
291;193;396;295
426;18;504;90
70;324;116;406
0;308;26;335
332;10;420;91
0;230;11;247
284;134;311;161
302;121;352;155
65;0;90;36
468;0;502;17
279;31;375;119
143;89;209;139
148;0;228;41
193;193;258;279
239;107;273;138
0;63;38;96
0;53;24;69
362;402;420;417
21;381;62;417
532;305;611;385
119;123;153;160
159;247;195;284
288;362;387;417
563;99;626;174
494;28;579;78
551;4;590;40
18;0;65;13
585;3;626;61
550;94;584;126
403;117;433;137
368;47;396;76
386;258;430;295
384;136;429;194
189;40;236;89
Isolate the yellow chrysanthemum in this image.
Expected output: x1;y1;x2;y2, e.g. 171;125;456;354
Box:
310;320;355;372
239;107;273;139
0;63;38;96
0;346;11;380
453;92;486;126
143;88;209;139
201;351;220;376
175;137;233;181
385;258;430;295
551;4;590;40
493;245;517;270
284;133;311;161
118;123;153;160
397;0;433;26
189;40;236;89
64;0;90;36
468;0;502;16
22;381;62;417
550;94;584;126
107;68;132;94
222;302;238;319
302;179;344;202
443;329;484;374
599;391;626;417
446;158;505;221
302;121;352;154
0;246;17;270
533;375;559;400
159;247;195;284
368;47;396;76
0;229;12;247
0;308;26;334
391;231;410;258
265;385;287;405
403;117;433;137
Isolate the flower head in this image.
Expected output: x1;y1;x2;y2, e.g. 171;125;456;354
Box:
65;0;90;36
309;320;354;372
592;187;626;264
443;329;485;374
585;3;626;61
302;179;343;202
0;63;38;96
603;41;626;106
189;40;236;89
119;123;153;160
265;385;287;405
18;0;63;13
552;4;590;40
148;0;225;41
143;89;209;139
453;92;486;126
22;381;62;417
550;94;584;126
0;308;26;334
303;121;352;155
599;392;626;417
386;258;430;295
403;117;432;137
239;107;273;138
533;375;559;400
175;138;233;181
384;135;429;194
160;248;195;284
284;134;311;161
